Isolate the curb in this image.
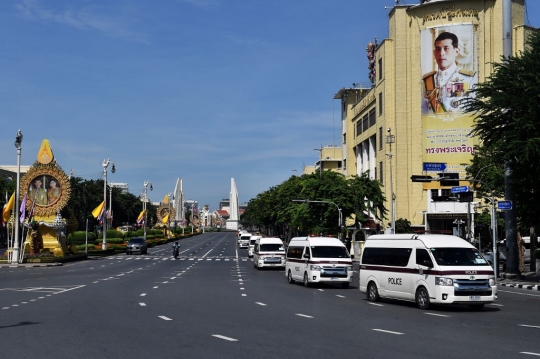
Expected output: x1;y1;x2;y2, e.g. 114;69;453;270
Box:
499;282;540;291
0;263;63;268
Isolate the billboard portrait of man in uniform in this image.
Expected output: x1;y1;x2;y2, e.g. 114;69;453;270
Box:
422;28;478;114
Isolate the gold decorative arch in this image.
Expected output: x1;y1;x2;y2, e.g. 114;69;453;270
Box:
157;204;176;224
20;161;71;217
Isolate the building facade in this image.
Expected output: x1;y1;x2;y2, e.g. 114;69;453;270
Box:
336;0;534;236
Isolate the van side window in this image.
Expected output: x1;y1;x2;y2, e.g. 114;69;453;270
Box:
416;249;433;267
287;246;303;259
254;243;259;252
362;247;412;267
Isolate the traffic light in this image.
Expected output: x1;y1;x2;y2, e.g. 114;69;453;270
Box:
411;175;433;182
438;172;459;186
458;191;474;202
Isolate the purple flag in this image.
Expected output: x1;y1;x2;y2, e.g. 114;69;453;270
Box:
19;194;27;223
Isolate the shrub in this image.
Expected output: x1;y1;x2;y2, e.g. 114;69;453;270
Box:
76;244;96;250
146;235;155;240
95;238;125;244
68;231;97;246
97;230;124;240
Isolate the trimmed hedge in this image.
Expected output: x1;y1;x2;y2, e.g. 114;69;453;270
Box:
96;238;126;244
98;230;124;240
76;244;96;250
68;231;97;246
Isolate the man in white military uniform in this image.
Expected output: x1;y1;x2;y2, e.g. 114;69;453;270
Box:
422;32;477;114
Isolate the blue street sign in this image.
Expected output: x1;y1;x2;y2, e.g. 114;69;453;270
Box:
497;201;512;210
451;186;469;193
423;162;447;172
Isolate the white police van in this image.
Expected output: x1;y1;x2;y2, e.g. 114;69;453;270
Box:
285;237;353;288
253;237;285;269
248;235;261;257
239;233;251;249
359;234;497;310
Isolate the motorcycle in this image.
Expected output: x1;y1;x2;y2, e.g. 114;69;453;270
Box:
172;246;179;259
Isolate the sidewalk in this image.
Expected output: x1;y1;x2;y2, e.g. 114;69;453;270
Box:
498;271;540;291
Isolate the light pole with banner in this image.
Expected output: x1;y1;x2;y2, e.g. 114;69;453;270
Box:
12;130;23;264
101;159;115;250
143;180;152;241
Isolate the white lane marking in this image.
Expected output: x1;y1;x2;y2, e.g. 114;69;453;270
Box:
296;314;313;318
140;293;146;297
499;290;540;298
336;295;345;298
256;302;267;306
519;324;540;329
425;312;449;317
2;307;10;309
241;294;247;297
159;316;172;321
153;286;159;289
318;289;324;292
369;303;384;307
521;352;540;356
240;288;244;290
490;303;504;307
212;334;238;342
372;329;404;335
139;303;146;307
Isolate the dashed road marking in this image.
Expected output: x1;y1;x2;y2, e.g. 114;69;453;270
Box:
521;352;540;356
373;329;404;335
296;314;313;318
212;335;238;342
519;324;540;329
159;316;172;321
369;303;384;307
425;313;449;317
139;303;146;306
256;302;267;306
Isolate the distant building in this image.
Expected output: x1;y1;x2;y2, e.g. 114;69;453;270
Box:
109;182;129;194
303;146;343;175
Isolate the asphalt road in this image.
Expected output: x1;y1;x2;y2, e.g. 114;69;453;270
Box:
1;232;540;359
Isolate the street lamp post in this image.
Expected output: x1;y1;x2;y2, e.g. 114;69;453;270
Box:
143;181;152;241
101;159;115;250
386;128;396;234
292;199;342;240
12;130;22;264
168;193;173;239
314;147;322;177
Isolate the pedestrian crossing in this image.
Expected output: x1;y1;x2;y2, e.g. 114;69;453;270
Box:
109;255;249;262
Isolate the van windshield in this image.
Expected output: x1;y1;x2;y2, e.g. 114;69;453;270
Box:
250;239;256;245
260;244;284;252
430;247;488;266
310;246;349;258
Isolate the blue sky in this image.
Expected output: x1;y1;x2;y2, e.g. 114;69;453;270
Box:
1;0;539;210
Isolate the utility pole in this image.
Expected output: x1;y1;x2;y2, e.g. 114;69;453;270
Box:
143;181;152;241
386;128;396;234
102;159;115;250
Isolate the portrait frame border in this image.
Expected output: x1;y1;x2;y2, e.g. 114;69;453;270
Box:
20;161;71;217
157;204;176;224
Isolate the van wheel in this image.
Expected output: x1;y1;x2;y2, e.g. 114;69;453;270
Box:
342;282;350;289
367;282;380;302
469;304;485;311
303;272;310;287
287;270;294;284
415;287;430;310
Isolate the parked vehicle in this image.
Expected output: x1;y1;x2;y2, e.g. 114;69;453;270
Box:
498;237;532;264
239;233;251;249
285;237;353;288
126;237;148;255
359;234;497;310
253;237;284;269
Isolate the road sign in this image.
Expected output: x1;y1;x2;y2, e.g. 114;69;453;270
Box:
423;162;447;172
497;201;512;210
451;186;469;193
411;175;433;182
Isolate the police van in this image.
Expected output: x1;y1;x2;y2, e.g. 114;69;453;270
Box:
285;237;353;288
253;237;285;269
239;233;251;249
248;235;261;257
359;234;497;310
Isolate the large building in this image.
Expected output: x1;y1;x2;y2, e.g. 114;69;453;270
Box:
334;0;534;236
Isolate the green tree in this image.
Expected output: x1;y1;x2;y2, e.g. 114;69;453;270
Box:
463;31;540;274
395;218;412;234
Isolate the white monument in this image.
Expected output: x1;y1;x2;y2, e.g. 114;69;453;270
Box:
226;178;239;230
173;178;184;225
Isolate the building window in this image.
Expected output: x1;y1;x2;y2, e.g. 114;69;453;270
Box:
369;108;376;127
343;159;346;170
378;58;383;81
379;92;383;116
379;127;383;150
431;189;438;198
441;189;451;197
356;120;362;137
362;114;369;133
379;161;383;183
338;161;342;169
343;133;346;144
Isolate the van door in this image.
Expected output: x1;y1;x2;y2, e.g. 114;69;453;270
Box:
300;246;310;280
413;248;435;300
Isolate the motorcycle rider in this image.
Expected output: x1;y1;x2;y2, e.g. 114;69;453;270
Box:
172;240;180;258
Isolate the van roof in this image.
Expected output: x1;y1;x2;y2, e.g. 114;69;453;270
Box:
289;237;344;247
367;234;474;248
257;237;283;243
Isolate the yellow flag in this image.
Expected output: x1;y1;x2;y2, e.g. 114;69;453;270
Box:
162;214;169;224
92;201;105;219
2;193;14;222
137;210;146;224
163;195;169;204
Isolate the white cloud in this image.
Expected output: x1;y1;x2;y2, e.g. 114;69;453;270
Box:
14;0;150;43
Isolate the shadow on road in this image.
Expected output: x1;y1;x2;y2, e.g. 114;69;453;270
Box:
0;321;41;329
